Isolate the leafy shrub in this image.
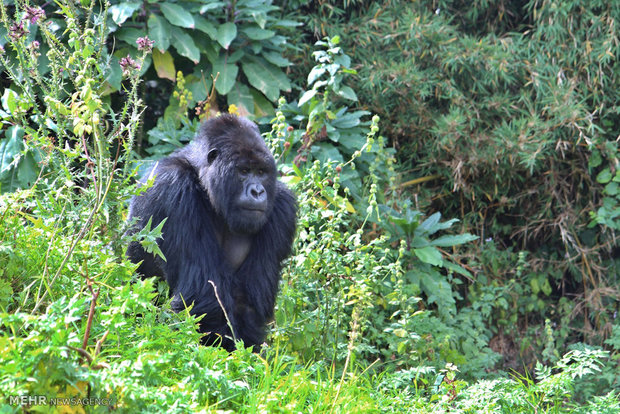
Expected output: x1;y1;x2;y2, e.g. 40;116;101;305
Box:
0;1;617;412
0;3;374;412
265;95;498;377
290;0;620;379
275;35;374;199
376;346;618;413
107;0;296;117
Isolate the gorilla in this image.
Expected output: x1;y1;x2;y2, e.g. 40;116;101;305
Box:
127;114;297;351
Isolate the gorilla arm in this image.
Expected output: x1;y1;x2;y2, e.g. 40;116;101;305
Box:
128;156;240;345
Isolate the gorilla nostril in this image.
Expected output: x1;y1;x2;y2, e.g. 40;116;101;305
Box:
250;185;265;199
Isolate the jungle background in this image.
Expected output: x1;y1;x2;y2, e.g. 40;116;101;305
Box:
0;0;618;412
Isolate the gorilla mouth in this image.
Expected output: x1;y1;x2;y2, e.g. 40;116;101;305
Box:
240;206;266;213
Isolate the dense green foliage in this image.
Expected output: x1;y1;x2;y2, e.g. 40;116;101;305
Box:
0;0;618;412
106;0;296;117
289;0;619;373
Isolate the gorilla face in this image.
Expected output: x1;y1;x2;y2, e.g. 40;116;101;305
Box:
200;122;277;235
226;154;276;234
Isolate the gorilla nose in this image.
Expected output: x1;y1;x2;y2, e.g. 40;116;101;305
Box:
248;183;266;201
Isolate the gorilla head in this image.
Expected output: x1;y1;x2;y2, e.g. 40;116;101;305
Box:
192;115;277;235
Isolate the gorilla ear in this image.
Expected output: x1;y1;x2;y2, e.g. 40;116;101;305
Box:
207;148;218;165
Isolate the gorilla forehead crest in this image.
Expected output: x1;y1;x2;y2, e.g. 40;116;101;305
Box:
198;114;271;162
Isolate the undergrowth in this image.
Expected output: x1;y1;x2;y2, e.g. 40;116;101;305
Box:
0;1;617;412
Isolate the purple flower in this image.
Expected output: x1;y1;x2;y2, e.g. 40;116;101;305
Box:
24;6;45;24
136;36;154;53
9;21;28;40
120;55;140;76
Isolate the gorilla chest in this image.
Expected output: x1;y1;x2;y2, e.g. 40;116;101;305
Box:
216;230;252;271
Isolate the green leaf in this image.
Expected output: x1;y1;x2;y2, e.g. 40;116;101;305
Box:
227;49;244;64
171;27;200;63
541;278;552;296
431;234;478;247
263;51;290;67
2;89;18;114
596;168;612;184
228;83;254;116
307;67;326;85
242;27;275;40
148;14;172;52
109;2;141;26
311;143;344;164
336;85;358;101
114;27;144;46
443;261;473;279
604;181;618;196
251;12;267;28
393;328;408;338
186;73;211;103
198;41;220;65
217;22;237;49
414;246;443;267
152;49;176;81
0;125;37;191
589;150;602;169
417;214;459;236
334;53;351;69
160;2;195;29
200;2;226;13
298;90;317;107
419;212;442;232
213;57;238;95
249;88;275;117
194;16;217;39
140;218;168;261
242;59;291;102
338;133;367;150
105;56;122;90
0;126;24;173
331;111;368;129
273;19;301;29
16;151;37;188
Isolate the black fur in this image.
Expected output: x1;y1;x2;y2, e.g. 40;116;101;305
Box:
127;114;297;350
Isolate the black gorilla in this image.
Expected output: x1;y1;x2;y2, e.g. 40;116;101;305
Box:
127;114;297;351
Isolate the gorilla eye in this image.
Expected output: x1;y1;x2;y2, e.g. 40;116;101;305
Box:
207;148;218;164
240;167;249;175
258;168;265;176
